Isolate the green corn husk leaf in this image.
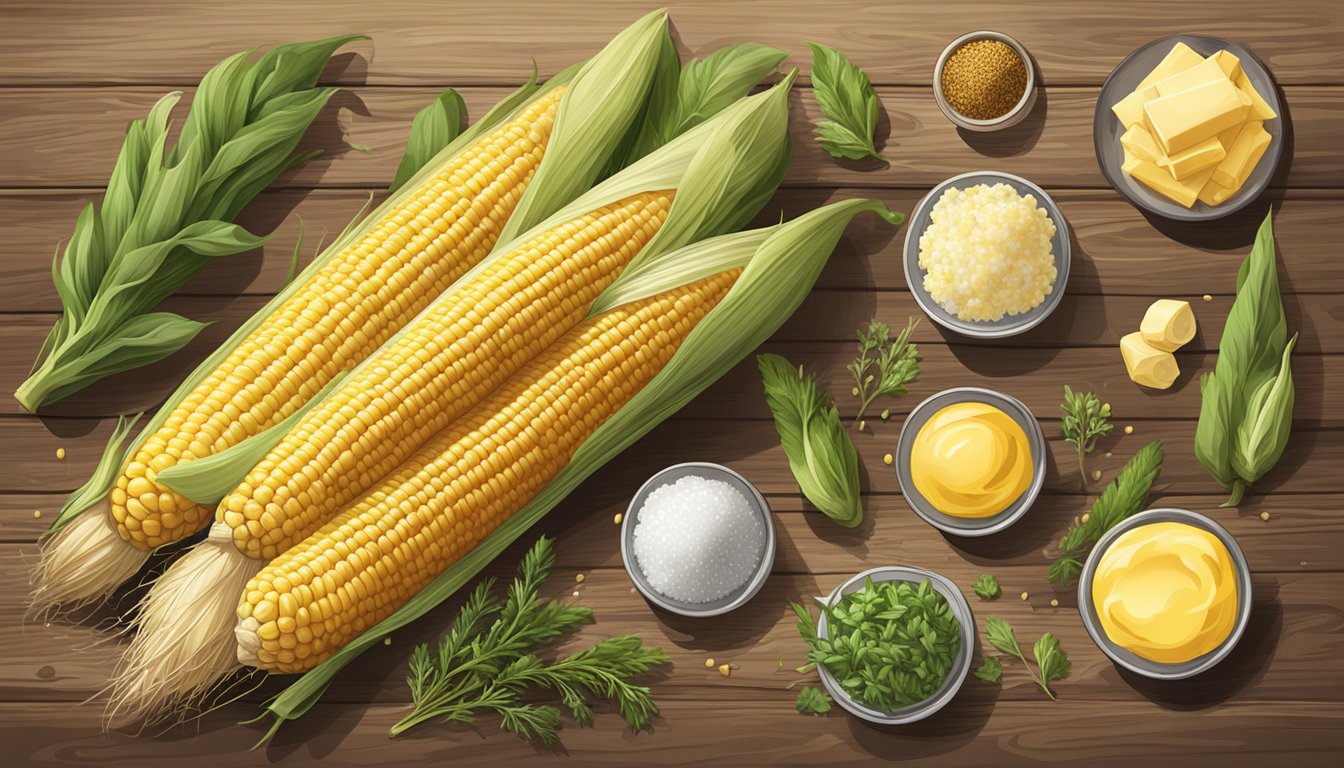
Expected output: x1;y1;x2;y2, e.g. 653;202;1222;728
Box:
254;197;903;742
15;37;363;412
597;27;681;179
497;8;671;241
390;88;467;193
1231;333;1297;485
49;413;142;532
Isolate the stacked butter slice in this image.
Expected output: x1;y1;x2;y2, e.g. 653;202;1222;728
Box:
1121;300;1197;390
1112;42;1277;208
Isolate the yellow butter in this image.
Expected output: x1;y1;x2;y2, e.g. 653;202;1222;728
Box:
1120;332;1179;389
1112;86;1157;128
1197;179;1234;206
1213;122;1271;189
1136;42;1205;90
1140;299;1197;352
1153;56;1230;98
1213;50;1243;80
1144;78;1251;154
1158;135;1227;180
1235;71;1277;120
1120;124;1164;164
1123;158;1216;208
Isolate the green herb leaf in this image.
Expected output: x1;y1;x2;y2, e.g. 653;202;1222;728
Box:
390;88;467;193
972;573;1001;601
759;353;863;527
1032;633;1071;699
973;657;1003;684
795;686;834;714
806;43;887;162
1049;440;1164;586
848;319;919;422
1060;386;1113;486
984;616;1023;659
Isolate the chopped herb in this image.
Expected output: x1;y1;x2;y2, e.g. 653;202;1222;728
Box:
795;686;834;715
1060;386;1113;486
984;616;1069;700
972;573;1001;601
848;319;921;422
973;657;1003;684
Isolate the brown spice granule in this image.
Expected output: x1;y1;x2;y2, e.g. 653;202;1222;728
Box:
942;39;1027;120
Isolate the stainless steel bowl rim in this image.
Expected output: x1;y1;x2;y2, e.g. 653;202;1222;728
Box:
620;462;776;618
815;566;975;725
895;387;1047;536
1077;507;1254;679
933;30;1037;130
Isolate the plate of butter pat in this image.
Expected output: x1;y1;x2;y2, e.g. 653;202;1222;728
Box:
1094;34;1283;221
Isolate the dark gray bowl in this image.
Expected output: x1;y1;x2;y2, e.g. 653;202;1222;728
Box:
1093;34;1284;221
902;171;1070;339
895;387;1046;537
620;462;775;618
1078;508;1252;679
816;566;974;725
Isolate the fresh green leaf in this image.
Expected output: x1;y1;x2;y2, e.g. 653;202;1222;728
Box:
1032;633;1071;699
1060;386;1113;486
806;42;887;162
795;686;833;714
848;318;919;422
759;353;863;527
973;657;1003;684
390;88;467;193
984;616;1023;658
972;573;1001;601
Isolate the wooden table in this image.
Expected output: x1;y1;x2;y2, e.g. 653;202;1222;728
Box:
2;1;1341;765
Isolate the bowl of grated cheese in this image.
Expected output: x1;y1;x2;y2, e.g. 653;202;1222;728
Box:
903;171;1071;338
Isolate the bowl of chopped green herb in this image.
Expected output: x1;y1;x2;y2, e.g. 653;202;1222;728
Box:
800;566;973;725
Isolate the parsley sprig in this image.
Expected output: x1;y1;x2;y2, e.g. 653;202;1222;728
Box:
391;538;667;742
984;617;1070;700
1060;386;1113;486
848;319;921;422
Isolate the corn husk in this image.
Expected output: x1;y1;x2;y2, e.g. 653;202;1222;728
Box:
252;197;903;743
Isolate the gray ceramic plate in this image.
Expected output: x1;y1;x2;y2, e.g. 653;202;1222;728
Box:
1078;508;1253;679
895;387;1046;537
902;171;1071;338
621;462;775;618
1093;34;1284;221
816;566;974;725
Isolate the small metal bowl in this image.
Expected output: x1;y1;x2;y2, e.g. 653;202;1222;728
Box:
934;30;1038;131
895;387;1046;537
620;462;775;618
902;171;1071;339
1078;508;1253;680
816;566;974;725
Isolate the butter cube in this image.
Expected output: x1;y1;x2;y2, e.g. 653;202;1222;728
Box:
1121;124;1165;164
1144;78;1251;154
1153;56;1230;98
1197;179;1235;206
1121;332;1180;390
1159;135;1227;180
1140;299;1197;352
1234;71;1277;121
1212;122;1271;189
1213;50;1243;80
1136;42;1205;90
1112;86;1157;129
1123;158;1217;208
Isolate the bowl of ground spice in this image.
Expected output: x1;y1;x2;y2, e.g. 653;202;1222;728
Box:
935;31;1036;131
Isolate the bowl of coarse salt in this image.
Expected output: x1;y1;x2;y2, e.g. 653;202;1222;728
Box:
621;462;775;617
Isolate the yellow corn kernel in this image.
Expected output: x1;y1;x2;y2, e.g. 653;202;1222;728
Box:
237;272;739;673
108;88;566;550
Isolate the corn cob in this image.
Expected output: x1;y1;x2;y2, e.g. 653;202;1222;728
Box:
238;271;739;672
218;190;673;561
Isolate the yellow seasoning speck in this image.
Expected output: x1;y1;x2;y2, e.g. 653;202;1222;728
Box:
1124;425;1134;435
705;658;715;668
858;420;866;432
383;638;392;646
1081;513;1091;524
575;573;585;583
572;590;581;598
1050;599;1060;607
1260;511;1270;521
613;513;623;525
851;387;860;397
1020;591;1030;601
883;453;894;465
880;408;891;421
1091;469;1102;481
55;448;66;460
1203;294;1213;302
1105;451;1113;458
719;663;732;677
33;510;42;519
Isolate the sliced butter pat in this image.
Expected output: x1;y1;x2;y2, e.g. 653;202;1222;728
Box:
1123;158;1216;208
1197;178;1235;206
1158;135;1227;180
1144;78;1251;154
1121;332;1180;390
1112;86;1156;129
1136;42;1205;90
1234;71;1277;121
1152;56;1230;98
1213;50;1243;80
1213;123;1271;189
1121;124;1165;164
1140;299;1197;352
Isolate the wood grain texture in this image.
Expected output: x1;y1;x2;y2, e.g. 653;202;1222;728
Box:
2;0;1342;764
1;86;1339;190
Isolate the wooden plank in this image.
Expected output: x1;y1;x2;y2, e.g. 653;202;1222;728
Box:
2;0;1341;87
4;189;1339;312
1;86;1338;190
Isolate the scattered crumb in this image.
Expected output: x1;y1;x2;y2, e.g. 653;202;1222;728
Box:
575;573;585;583
705;658;715;669
1124;425;1134;435
1020;592;1029;601
882;453;894;465
1202;294;1213;302
55;447;66;460
383;637;392;646
629;587;637;594
1105;451;1113;458
1081;513;1090;524
1050;599;1060;607
880;408;890;420
1260;511;1270;521
613;513;623;525
572;590;581;598
858;420;866;432
1090;469;1102;481
718;663;732;677
33;510;41;519
1300;560;1308;567
851;387;860;397
43;623;51;629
